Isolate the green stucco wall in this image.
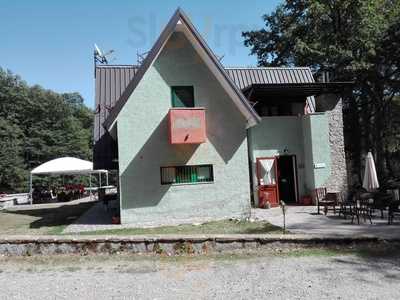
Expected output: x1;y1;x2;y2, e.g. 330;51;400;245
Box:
248;113;331;205
248;116;306;204
116;32;251;225
302;113;331;189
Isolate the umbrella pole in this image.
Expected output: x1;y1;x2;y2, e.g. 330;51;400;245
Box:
106;172;109;186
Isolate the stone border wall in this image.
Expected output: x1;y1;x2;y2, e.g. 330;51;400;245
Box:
0;234;393;256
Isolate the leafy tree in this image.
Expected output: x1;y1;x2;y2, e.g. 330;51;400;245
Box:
0;118;27;191
0;68;93;192
243;0;400;181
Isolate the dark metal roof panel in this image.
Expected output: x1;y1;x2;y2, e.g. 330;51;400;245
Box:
94;66;316;142
94;65;138;143
93;65;138;169
224;67;315;89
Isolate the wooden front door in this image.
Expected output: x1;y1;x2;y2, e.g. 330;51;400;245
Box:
256;157;279;208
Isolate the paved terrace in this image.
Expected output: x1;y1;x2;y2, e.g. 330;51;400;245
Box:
64;200;400;239
252;206;400;239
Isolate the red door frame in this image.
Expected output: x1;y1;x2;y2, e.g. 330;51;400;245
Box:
256;156;280;206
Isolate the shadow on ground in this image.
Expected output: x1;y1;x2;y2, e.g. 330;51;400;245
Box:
242;223;283;234
0;201;96;233
331;245;400;281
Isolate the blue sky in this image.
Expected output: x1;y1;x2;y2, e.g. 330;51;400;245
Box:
0;0;281;108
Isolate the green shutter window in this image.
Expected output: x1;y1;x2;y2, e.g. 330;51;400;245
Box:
171;86;194;107
161;165;213;185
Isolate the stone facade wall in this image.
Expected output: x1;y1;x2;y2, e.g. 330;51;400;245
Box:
316;94;348;194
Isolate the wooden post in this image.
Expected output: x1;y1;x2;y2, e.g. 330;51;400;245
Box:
89;174;92;200
29;173;33;205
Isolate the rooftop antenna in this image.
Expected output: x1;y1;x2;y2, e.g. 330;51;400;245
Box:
94;43;115;65
94;44;116;77
136;50;149;65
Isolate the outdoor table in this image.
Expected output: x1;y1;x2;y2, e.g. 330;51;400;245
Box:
326;192;340;199
360;192;374;200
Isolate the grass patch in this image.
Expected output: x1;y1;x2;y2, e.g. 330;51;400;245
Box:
76;219;283;235
46;225;68;235
0;200;95;235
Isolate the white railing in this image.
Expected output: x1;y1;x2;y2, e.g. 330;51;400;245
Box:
0;193;29;207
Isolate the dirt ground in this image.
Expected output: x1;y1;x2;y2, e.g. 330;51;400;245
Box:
1;248;400;299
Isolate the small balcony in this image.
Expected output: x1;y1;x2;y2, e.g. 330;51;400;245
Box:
168;108;206;144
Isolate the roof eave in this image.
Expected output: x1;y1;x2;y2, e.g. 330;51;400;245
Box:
103;8;260;130
178;9;260;126
103;9;181;130
245;82;354;98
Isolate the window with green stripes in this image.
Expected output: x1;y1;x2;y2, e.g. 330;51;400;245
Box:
160;165;214;185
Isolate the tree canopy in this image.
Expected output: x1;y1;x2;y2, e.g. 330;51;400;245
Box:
0;68;93;192
243;0;400;182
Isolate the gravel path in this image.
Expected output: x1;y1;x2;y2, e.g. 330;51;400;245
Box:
1;253;400;299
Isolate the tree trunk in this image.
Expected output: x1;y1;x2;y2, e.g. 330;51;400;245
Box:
373;84;386;179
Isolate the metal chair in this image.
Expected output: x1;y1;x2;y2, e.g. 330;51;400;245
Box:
338;192;354;219
370;192;391;219
314;188;336;215
351;193;373;224
388;200;400;224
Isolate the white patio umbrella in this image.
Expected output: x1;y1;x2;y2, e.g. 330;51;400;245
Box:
362;152;379;192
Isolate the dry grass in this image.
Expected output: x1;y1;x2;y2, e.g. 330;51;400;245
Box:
0;201;95;235
76;219;283;235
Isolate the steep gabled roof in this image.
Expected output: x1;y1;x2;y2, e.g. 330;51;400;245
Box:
94;66;318;146
103;8;261;130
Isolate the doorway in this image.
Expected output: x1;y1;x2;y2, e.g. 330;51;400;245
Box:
277;155;298;204
256;157;279;208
